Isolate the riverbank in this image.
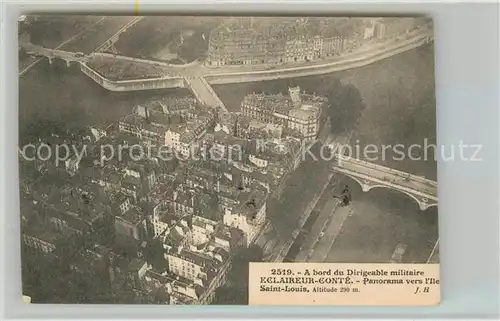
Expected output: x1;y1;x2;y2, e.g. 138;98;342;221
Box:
213;43;436;179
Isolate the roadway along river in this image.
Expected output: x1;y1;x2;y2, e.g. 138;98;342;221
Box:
19;37;438;263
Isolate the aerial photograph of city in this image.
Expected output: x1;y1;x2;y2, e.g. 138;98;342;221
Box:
18;15;438;304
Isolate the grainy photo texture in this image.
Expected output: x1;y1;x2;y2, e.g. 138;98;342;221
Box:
18;15;438;305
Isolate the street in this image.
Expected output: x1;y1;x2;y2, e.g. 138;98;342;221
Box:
308;203;353;262
294;178;343;262
20;17;138;76
19;17;107;76
184;76;227;110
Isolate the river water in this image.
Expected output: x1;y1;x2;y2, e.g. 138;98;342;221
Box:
19;60;191;142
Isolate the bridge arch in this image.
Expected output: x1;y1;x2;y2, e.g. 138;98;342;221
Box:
65;60;80;68
364;185;430;211
43;56;79;68
337;173;368;193
338;173;435;211
420;202;438;211
45;56;65;66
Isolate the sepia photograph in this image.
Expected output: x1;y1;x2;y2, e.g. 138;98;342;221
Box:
18;15;438;305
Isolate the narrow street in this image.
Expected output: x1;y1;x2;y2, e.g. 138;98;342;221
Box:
184;76;227;111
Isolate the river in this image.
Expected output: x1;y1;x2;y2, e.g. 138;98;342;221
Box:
19;38;438;263
19;60;191;143
212;44;439;263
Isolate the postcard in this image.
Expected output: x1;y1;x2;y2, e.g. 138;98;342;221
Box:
18;15;438;305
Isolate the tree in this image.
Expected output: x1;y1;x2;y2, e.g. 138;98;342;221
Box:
239;75;365;136
327;82;365;134
175;31;209;63
213;245;263;305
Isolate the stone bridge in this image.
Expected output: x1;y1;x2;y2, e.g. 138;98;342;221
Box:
332;155;438;211
23;43;87;67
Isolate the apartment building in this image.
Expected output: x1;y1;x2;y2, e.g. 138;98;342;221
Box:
241;86;326;142
207;21;347;66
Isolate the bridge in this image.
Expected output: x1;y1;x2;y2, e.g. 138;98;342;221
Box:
22;43;88;66
93;16;144;53
21;22;434;111
332;155;438;211
184;76;228;111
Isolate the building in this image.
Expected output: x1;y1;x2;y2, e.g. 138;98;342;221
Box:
22;232;57;254
29;176;110;233
143;97;198;119
168;185;196;217
141;269;195;304
165;126;193;159
113;192;148;241
202;131;248;162
161;215;233;304
163;218;193;250
364;23;376;39
208;26;285;66
322;36;346;56
164;116;212;159
191;215;218;246
165;243;231;304
363;18;390;40
374;22;387;39
151;205;178;238
222;185;267;246
142;223;241;304
241;86;327;141
118;105;172;145
121;160;158;201
207;20;347;66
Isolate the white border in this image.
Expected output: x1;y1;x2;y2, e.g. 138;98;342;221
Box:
1;0;499;320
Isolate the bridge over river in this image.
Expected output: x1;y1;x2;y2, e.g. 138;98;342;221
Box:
21;23;433;112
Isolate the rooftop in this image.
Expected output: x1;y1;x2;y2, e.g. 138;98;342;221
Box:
170;248;213;268
22;221;60;245
192;215;218;230
119;108;174;132
242;93;294;114
143;97;198;114
116;205;146;225
156;210;179;226
33;177;110;224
